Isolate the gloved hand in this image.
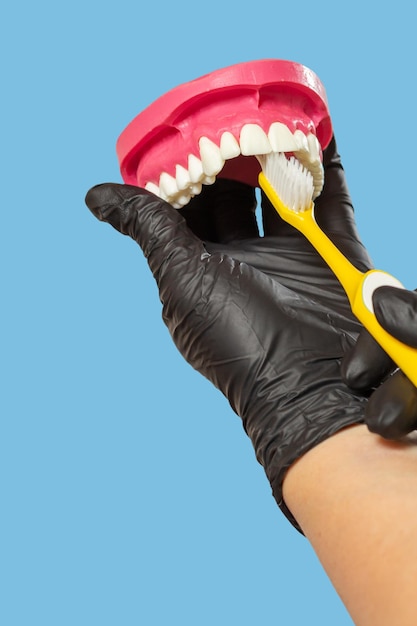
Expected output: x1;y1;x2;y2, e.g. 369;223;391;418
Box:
85;137;392;530
342;287;417;438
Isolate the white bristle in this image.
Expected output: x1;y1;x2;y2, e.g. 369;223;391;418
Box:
262;153;314;212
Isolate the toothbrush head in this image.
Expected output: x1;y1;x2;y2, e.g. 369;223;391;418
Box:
259;152;315;212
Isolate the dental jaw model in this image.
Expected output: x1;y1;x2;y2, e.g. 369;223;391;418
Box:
116;59;333;208
115;61;417;386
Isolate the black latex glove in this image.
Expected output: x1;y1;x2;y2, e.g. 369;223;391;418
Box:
85;137;383;530
342;287;417;438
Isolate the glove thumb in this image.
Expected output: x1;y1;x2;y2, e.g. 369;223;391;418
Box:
85;183;208;286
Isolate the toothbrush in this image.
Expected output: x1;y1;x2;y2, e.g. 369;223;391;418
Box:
258;152;417;387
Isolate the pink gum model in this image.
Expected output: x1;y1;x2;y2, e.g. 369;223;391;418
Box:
116;59;333;193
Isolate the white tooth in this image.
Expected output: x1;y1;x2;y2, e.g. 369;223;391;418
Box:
307;133;320;162
199;137;225;176
310;162;323;176
188;154;204;183
313;183;324;199
145;181;161;197
295;151;310;167
202;175;216;185
293;132;323;199
240;124;272;155
189;182;202;195
293;129;309;153
175;164;191;191
286;150;323;201
173;193;191;208
220;131;241;160
311;165;324;199
268;122;298;152
159;172;179;198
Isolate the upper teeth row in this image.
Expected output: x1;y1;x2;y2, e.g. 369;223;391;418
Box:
145;123;324;209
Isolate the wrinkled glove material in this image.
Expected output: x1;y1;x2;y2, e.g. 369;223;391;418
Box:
202;236;368;529
86;165;371;531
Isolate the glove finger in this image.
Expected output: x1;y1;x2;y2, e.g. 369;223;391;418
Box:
365;369;417;439
373;286;417;347
341;327;395;392
85;183;208;288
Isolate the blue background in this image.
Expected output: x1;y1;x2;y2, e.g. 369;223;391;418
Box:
2;2;415;624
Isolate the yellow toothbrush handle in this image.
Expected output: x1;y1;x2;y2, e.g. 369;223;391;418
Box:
259;172;417;387
351;271;417;386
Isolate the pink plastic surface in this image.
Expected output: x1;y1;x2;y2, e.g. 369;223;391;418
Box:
116;59;333;189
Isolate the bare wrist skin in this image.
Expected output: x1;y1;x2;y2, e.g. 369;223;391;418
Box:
283;424;417;626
